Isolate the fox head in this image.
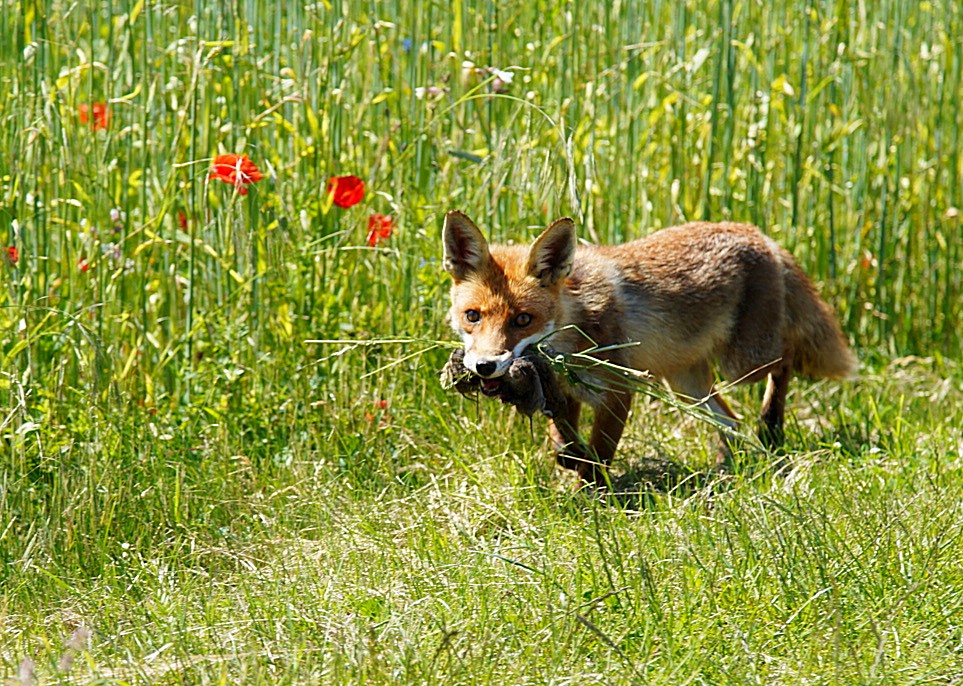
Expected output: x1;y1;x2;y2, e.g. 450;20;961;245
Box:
442;210;576;379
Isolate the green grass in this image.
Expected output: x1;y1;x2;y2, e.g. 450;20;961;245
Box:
2;1;963;683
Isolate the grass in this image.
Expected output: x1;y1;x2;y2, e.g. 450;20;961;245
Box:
2;0;963;683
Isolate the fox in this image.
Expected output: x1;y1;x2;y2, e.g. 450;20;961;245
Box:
442;210;857;483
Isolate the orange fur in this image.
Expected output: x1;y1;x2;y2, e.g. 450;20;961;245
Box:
443;211;856;482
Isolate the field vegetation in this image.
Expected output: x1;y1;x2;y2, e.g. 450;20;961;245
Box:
2;0;962;683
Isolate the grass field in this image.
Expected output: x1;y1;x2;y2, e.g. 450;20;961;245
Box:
2;0;963;683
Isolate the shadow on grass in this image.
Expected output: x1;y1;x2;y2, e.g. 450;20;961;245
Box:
581;453;731;510
586;440;799;509
593;419;877;510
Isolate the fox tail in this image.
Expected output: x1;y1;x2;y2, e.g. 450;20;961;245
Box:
782;255;857;380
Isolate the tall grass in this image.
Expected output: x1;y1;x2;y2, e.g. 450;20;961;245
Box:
2;1;962;683
2;1;961;399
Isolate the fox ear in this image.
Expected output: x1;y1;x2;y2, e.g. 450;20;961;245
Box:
443;211;489;281
528;217;576;287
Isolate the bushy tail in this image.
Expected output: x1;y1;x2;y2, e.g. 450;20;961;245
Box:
781;253;857;380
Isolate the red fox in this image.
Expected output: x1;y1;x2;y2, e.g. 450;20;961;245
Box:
442;210;857;482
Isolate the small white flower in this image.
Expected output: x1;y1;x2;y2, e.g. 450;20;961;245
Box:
415;86;444;100
100;242;121;261
488;67;514;84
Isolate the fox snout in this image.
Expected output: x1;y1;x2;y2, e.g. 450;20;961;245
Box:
475;360;499;377
463;349;513;378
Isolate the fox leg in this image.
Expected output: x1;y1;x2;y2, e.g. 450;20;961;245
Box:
583;390;633;482
667;362;740;466
549;397;587;472
548;389;631;483
759;355;793;448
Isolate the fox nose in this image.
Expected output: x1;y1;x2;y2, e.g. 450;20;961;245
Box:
475;360;498;377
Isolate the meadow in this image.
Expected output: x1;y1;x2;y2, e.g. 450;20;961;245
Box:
2;0;963;683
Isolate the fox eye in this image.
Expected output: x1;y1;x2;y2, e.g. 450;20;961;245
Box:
465;309;481;323
513;312;533;327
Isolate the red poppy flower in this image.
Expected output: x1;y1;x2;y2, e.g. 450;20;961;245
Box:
327;175;365;208
365;400;389;424
79;258;90;272
4;246;17;265
209;154;263;195
78;102;110;130
177;209;188;229
367;213;395;247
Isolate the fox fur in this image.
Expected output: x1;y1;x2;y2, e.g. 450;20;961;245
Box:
442;210;856;482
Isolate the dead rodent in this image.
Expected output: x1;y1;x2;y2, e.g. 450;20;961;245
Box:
440;347;569;419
